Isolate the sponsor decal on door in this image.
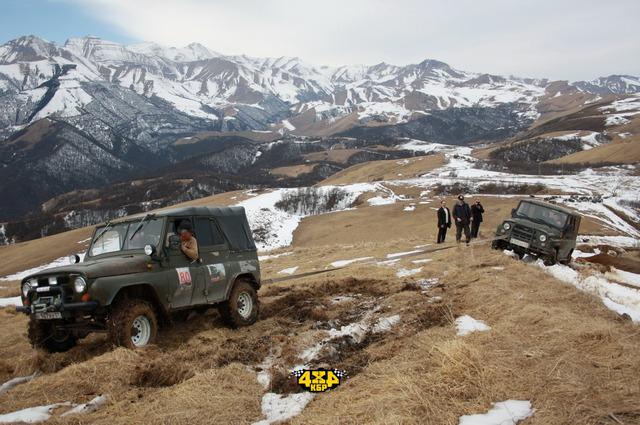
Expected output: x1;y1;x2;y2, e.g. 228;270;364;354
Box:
206;263;226;283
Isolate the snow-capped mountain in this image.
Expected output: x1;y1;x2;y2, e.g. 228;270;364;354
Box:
2;35;638;136
0;35;546;131
1;34;639;224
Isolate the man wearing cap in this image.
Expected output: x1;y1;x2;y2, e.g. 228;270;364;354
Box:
452;195;472;245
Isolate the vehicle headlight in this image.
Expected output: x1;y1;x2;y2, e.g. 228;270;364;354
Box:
73;277;87;293
22;279;35;297
539;234;547;242
502;222;511;230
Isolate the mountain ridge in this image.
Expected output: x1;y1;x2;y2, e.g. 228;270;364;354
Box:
1;34;639;230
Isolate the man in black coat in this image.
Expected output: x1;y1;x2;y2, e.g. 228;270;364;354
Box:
470;198;485;238
436;199;451;243
452;195;472;245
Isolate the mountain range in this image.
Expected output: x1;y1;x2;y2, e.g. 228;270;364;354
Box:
0;34;639;234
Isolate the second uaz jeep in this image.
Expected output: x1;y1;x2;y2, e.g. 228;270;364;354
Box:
491;199;581;265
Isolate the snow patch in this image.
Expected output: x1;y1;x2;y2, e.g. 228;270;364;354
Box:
396;267;422;278
61;395;107;417
459;400;534;425
330;257;373;268
387;250;423;259
258;252;292;261
455;315;491;336
539;262;640;323
278;267;299;275
367;196;396;206
0;403;71;424
605;267;640;288
372;314;401;332
0;255;79;281
0;373;37;395
0;296;21;308
253;392;314;425
412;259;432;264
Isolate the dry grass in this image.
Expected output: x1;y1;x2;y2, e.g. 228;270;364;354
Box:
293;248;640;425
319;154;445;185
292;194;617;248
271;164;317;178
0;173;636;424
547;137;640;164
1;237;639;424
303;149;361;164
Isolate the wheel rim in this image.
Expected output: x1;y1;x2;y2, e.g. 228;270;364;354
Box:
131;315;152;347
237;292;253;319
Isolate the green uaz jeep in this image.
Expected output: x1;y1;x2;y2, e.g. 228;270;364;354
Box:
491;199;581;265
16;206;261;352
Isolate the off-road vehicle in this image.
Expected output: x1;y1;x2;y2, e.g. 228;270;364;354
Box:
491;199;581;265
16;206;261;352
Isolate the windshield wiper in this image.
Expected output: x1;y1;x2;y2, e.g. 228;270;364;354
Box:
92;221;113;246
129;213;153;241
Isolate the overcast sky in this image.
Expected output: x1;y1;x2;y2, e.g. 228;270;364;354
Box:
4;0;640;81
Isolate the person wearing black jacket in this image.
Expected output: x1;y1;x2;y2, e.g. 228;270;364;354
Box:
452;195;472;244
436;199;452;243
470;198;485;238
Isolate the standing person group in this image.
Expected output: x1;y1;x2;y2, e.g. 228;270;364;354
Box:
436;195;484;244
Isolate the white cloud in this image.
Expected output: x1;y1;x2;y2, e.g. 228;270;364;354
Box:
64;0;640;80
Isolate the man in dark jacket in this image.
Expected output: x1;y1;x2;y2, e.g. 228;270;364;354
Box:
436;199;452;243
452;195;471;244
470;198;485;238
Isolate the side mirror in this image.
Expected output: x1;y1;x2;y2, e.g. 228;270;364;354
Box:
168;235;181;250
510;208;516;217
68;254;81;264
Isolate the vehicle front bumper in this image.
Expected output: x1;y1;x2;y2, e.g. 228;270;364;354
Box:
16;302;99;315
16;286;99;316
493;234;556;256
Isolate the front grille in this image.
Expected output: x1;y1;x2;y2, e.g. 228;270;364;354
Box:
36;276;70;286
30;275;73;303
512;225;534;243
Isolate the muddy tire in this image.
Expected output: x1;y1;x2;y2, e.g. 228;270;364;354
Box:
543;249;559;266
491;240;505;250
28;318;77;353
220;279;259;328
559;249;573;265
108;299;158;349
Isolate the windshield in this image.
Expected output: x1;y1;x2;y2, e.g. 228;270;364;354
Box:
89;218;164;256
514;202;568;229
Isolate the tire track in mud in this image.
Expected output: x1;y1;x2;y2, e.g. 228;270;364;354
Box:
0;275;456;423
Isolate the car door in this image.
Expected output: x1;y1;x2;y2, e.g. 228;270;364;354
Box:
560;215;578;258
196;218;231;303
164;217;200;309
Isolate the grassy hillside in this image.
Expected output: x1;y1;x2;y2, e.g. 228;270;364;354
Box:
0;145;639;424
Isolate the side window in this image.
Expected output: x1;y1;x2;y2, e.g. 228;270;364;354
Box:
210;219;226;245
195;217;214;246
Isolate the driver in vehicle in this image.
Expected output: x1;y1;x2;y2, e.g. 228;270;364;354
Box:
179;221;199;262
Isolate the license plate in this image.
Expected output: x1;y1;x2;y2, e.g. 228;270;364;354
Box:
510;238;530;249
36;287;50;293
35;312;62;320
